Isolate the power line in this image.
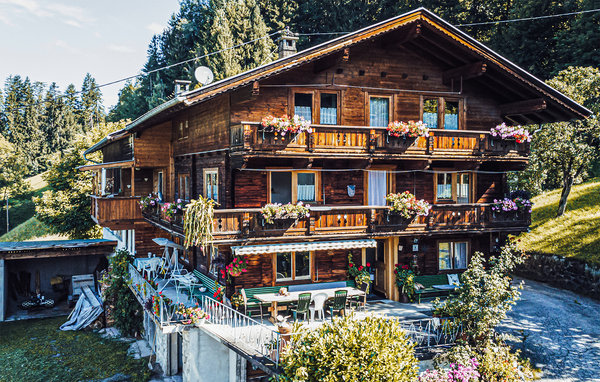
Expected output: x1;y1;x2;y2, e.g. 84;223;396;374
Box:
456;8;600;27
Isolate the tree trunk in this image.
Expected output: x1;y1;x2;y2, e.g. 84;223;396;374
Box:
557;177;573;217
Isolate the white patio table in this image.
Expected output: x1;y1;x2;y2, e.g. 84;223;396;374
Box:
254;286;365;322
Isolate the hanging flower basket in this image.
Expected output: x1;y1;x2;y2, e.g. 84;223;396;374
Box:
385;191;431;220
387;120;429;138
262;114;313;135
490;123;531;144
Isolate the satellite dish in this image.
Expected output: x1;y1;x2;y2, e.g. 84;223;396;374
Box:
194;66;214;86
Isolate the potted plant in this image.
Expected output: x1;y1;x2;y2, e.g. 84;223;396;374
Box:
260;202;310;226
348;254;371;288
175;303;210;326
221;256;248;280
161;201;183;222
394;264;416;302
230;292;244;311
262;114;313;136
139;194;160;214
385;191;431;224
490;123;531;144
213;282;225;303
387;120;429;138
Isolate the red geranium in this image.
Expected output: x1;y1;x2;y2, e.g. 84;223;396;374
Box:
358;265;363;271
366;262;371;267
349;263;354;268
402;265;409;270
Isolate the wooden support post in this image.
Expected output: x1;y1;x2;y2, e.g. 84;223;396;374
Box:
131;166;135;196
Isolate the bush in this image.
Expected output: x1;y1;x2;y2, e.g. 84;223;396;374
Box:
278;315;418;382
433;240;525;344
438;339;534;382
102;249;142;336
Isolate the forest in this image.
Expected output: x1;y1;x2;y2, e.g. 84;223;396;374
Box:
0;0;598;239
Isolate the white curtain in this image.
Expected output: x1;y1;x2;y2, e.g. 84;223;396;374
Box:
368;170;387;206
454;242;468;269
297;185;315;201
369;98;389;127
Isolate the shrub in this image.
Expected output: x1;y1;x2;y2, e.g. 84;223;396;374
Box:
278;315;418;382
102;249;143;336
433;240;525;344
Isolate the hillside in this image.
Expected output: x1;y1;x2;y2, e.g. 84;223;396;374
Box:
518;178;600;265
0;172;54;242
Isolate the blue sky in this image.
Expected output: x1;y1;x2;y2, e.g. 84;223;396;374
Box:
0;0;181;108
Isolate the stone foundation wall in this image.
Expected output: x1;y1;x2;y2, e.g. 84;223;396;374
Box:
516;253;600;300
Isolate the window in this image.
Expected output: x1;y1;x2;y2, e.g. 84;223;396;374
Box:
294;93;313;122
444;101;459;130
157;171;164;199
422;98;462;130
369;97;390;127
423;98;438;128
270;171;318;204
435;172;472;203
178;120;189;140
456;173;470;204
203;169;218;202
178;174;191;201
320;93;337;124
439;241;468;270
368;170;388;206
436;173;453;201
276;251;311;281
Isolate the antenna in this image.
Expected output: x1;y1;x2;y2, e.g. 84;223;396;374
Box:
194;66;214;86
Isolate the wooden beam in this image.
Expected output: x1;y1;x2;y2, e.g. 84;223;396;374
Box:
230;84;256;105
405;40;457;67
78;160;134;172
394;23;422;47
443;61;487;85
313;53;340;73
500;98;546;116
420;33;469;64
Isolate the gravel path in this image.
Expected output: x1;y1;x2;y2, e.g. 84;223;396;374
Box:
498;278;600;382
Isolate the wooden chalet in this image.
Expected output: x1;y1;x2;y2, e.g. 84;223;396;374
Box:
82;8;590;302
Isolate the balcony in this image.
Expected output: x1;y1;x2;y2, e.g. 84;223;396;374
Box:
230;122;529;161
90;195;143;229
142;204;530;243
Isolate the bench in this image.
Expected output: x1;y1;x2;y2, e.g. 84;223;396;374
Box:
414;274;458;303
189;270;220;301
239;286;281;317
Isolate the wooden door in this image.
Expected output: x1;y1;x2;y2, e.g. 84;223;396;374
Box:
367;241;386;294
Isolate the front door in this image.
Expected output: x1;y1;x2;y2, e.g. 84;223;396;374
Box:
366;240;386;294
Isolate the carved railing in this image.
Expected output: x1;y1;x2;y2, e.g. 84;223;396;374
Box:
230;122;529;157
142;203;530;240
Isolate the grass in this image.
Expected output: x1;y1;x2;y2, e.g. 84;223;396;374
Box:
0;316;150;382
0;216;57;242
518;178;600;265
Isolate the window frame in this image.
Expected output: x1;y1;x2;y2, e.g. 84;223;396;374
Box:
291;90;315;123
178;119;189;140
367;94;394;127
267;170;320;204
157;171;164;197
438;240;470;271
433;171;475;204
317;90;341;125
203;168;219;203
178;173;191;201
363;166;396;206
420;96;465;130
273;251;313;282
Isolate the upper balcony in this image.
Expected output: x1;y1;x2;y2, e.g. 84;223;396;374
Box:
143;203;530;244
91;195;143;230
230;122;529;163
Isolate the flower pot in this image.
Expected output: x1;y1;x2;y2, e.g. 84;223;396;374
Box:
195;318;206;327
386;212;414;227
399;293;409;303
229;269;242;277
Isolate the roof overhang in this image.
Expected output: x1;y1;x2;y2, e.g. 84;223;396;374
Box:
78;160;135;172
232;239;376;255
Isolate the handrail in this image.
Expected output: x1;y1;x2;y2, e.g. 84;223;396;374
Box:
90;195;141;200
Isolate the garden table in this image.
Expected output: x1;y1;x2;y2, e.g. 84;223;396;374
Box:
254;286;365;323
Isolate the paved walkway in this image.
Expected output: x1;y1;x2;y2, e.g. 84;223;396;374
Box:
498;278;600;382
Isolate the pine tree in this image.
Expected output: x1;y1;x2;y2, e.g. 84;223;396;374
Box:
80;73;105;130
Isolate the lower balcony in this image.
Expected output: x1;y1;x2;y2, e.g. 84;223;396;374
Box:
90;195;143;230
142;204;530;243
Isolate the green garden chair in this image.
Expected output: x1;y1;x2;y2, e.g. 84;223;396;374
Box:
328;290;348;318
292;292;312;322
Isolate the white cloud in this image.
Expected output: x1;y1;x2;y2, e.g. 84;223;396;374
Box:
53;39;77;54
107;44;134;54
146;22;165;34
0;0;94;28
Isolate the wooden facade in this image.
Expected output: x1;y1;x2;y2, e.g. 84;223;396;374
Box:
82;9;589;301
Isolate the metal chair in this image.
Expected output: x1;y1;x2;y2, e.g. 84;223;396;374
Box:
240;288;265;318
351;282;369;312
328;290;348;318
309;293;328;321
292;293;312;322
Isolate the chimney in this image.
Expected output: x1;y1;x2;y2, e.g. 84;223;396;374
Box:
277;27;299;59
174;79;192;95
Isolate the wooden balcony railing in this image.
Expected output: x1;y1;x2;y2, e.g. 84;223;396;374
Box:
90;195;143;229
230;122;529;158
142;203;530;242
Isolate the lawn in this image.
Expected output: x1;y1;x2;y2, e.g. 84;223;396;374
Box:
518;178;600;265
0;317;150;382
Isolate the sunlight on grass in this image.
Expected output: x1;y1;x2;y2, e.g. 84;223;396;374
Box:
26;172;48;191
518;178;600;265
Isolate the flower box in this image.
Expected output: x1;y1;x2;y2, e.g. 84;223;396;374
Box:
385;191;431;220
490;123;531;144
260;202;310;225
262;114;312;135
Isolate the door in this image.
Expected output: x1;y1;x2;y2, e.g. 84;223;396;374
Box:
366;241;386;294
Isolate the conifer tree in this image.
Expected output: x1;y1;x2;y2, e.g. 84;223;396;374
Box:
80;73;105;130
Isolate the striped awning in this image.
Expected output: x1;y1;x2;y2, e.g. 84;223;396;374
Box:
232;239;376;255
